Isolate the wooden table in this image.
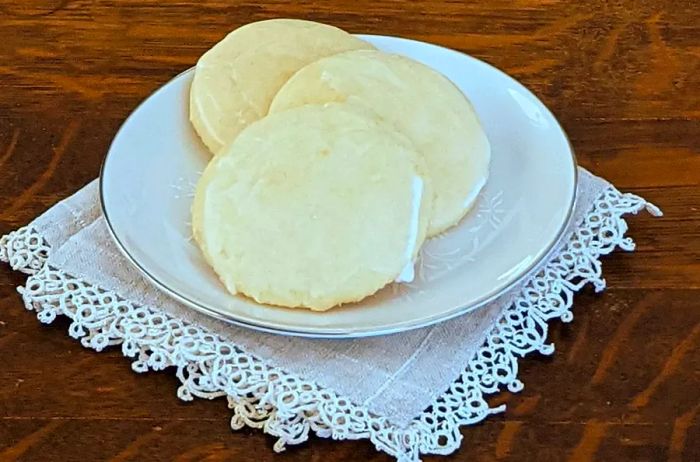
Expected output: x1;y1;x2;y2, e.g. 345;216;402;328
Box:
1;1;698;460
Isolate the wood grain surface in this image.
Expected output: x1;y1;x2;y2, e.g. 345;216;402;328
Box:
0;1;698;461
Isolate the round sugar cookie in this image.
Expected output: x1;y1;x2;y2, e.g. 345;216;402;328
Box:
192;103;433;311
269;49;490;236
190;19;374;155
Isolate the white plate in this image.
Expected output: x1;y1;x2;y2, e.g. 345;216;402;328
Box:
100;35;577;338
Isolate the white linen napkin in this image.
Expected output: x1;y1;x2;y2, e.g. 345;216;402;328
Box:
0;167;659;461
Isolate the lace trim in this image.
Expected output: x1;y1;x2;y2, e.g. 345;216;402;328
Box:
0;186;660;461
0;225;50;274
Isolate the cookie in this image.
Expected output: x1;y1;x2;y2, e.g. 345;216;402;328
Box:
192;103;433;310
189;19;374;154
269;49;490;236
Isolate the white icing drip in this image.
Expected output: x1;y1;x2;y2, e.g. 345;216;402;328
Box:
194;89;226;146
222;277;237;295
395;176;423;283
462;175;488;210
200;183;237;295
395;260;415;283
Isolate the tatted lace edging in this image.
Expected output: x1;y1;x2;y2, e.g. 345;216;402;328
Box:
0;225;50;275
0;186;661;461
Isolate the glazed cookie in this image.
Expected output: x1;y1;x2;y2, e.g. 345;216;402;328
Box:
189;19;373;154
192;103;433;310
270;49;490;236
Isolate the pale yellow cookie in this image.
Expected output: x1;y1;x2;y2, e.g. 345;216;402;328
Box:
269;49;490;236
192;104;433;311
189;19;374;155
